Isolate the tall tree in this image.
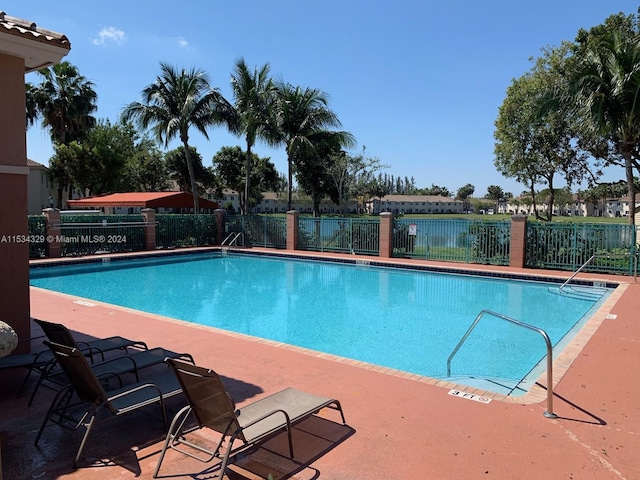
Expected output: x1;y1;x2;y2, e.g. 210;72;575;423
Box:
165;146;213;195
211;145;281;213
272;83;355;210
420;184;452;197
325;146;387;214
295;139;341;217
495;43;591;220
67;120;137;195
456;183;475;212
123;138;170;192
486;185;504;212
29;61;98;144
27;61;98;206
227;58;278;214
25;83;40;128
122;63;228;212
570;18;640;224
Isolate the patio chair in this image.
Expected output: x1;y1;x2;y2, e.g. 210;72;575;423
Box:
0;320;148;399
28;318;194;405
34;341;184;467
153;359;346;478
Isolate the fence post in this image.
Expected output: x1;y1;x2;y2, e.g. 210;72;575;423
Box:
379;212;394;258
510;215;527;268
287;210;299;251
43;208;61;258
141;208;156;251
215;209;226;245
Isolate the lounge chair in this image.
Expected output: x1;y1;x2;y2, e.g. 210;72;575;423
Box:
34;341;184;467
28;318;194;405
153;359;346;478
0;321;148;399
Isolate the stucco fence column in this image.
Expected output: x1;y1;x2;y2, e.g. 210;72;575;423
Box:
43;208;62;258
215;209;226;245
379;212;394;258
141;208;157;250
286;210;299;251
509;215;527;269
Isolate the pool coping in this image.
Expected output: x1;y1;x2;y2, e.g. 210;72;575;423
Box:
29;246;629;406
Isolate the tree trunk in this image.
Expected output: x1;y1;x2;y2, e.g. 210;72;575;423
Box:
546;175;555;222
182;138;199;214
244;139;252;215
56;184;63;210
623;148;636;225
529;181;541;221
287;149;293;211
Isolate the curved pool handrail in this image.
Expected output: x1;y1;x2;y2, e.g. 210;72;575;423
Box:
446;309;557;419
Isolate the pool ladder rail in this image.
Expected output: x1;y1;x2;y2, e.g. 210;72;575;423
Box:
447;309;557;419
548;252;636;299
559;253;637;291
221;232;245;256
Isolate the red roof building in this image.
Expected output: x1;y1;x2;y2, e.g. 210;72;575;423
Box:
66;192;219;213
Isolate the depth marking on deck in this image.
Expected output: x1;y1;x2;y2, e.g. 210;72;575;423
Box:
605;313;617;320
448;389;492;404
73;300;96;307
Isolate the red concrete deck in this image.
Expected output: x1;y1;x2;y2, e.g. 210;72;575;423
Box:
1;249;639;479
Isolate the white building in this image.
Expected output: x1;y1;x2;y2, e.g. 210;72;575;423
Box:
366;195;463;215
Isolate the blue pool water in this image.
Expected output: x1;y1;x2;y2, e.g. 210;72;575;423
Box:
30;253;610;395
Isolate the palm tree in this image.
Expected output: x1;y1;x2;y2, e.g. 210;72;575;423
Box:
25;83;40;128
28;61;98;207
228;58;278;214
572;31;640;224
30;61;98;144
273;83;355;210
122;63;228;212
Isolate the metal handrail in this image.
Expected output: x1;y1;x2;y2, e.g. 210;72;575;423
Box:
221;233;244;256
221;232;244;247
446;309;557;419
559;253;637;292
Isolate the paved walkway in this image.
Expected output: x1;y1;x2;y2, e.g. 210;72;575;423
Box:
1;250;639;479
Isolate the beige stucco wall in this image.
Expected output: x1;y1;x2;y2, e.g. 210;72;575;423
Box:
28;166;55;214
0;52;31;351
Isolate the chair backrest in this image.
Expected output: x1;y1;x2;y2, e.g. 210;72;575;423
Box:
44;341;111;408
167;359;244;441
35;319;79;349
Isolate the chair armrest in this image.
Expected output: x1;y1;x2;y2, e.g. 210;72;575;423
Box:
237;408;292;432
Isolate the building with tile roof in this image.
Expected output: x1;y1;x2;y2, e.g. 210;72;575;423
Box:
0;11;71;349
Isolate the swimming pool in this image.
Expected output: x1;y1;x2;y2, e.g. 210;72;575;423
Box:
30;253;612;396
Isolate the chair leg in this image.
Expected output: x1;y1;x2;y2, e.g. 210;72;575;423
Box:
27;360;58;406
217;436;237;480
286;424;294;458
34;386;72;445
153;405;192;478
73;412;97;468
16;367;34;397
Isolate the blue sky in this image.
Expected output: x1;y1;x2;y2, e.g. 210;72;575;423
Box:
8;1;639;197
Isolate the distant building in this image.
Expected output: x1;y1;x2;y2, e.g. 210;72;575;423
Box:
366;195;463;215
27;159;56;214
495;193;640;218
66;192;218;214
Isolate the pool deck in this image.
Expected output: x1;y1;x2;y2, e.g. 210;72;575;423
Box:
2;248;639;479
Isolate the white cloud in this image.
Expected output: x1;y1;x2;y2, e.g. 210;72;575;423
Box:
177;37;188;48
92;26;126;46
